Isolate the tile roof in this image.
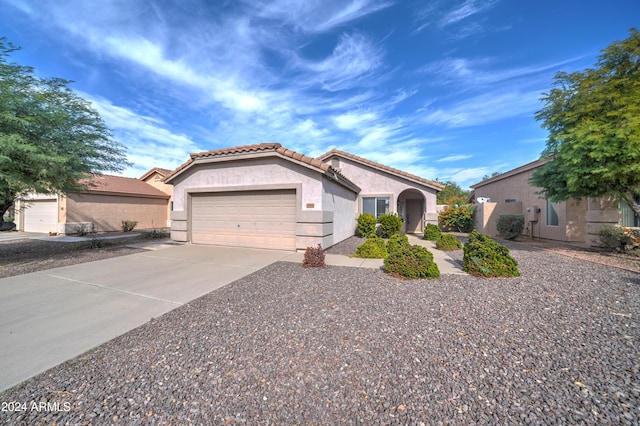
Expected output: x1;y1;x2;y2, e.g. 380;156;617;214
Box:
164;143;359;191
470;158;547;188
139;167;172;181
317;149;445;191
80;174;171;198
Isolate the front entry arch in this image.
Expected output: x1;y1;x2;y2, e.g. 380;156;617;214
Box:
398;189;425;234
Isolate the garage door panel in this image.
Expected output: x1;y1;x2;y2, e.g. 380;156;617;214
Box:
23;200;58;233
191;190;296;250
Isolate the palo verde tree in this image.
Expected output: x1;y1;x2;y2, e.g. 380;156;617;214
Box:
531;28;640;215
0;38;129;224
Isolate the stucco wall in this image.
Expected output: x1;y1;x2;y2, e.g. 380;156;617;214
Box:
66;193;168;232
322;178;357;244
142;171;173;227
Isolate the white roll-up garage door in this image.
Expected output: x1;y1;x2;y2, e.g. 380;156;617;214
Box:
23;200;58;233
191;190;297;250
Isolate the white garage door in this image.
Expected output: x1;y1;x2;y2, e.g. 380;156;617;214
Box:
191;190;297;250
23;200;58;233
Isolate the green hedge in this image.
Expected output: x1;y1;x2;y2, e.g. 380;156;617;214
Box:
435;233;462;250
463;231;519;277
356;213;377;238
377;213;403;238
387;233;410;254
355;237;388;258
423;223;442;241
384;244;440;279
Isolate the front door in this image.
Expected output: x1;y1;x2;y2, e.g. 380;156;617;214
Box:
405;199;423;233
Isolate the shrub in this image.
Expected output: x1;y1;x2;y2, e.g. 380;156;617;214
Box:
496;215;525;240
74;223;91;236
435;233;462;250
355;237;388;258
387;233;410;254
141;229;169;239
85;236;105;249
423;223;442;241
121;220;138;232
438;196;475;232
384;244;440;279
303;244;326;268
597;225;640;252
377;213;403;238
356;213;377;238
463;231;519;277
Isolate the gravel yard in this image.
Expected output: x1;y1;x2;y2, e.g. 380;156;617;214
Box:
1;239;638;424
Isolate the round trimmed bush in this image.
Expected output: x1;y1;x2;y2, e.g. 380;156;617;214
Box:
355;237;388;258
423;223;442;241
387;233;410;254
356;213;377;238
384;244;440;279
377;213;402;238
435;233;462;250
463;231;519;277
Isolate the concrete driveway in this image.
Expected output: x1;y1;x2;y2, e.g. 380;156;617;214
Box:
0;244;299;392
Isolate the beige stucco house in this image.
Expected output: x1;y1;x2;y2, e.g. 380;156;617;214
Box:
164;143;443;251
470;159;638;244
16;173;171;234
140;167;174;227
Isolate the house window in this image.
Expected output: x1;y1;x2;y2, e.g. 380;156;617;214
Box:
546;199;559;226
620;195;640;227
505;198;517;203
363;197;390;218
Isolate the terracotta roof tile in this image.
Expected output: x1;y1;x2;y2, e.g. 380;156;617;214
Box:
317;149;444;191
139;167;172;181
80;174;171;198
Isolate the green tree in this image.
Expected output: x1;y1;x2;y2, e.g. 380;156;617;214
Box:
531;28;640;215
436;180;471;204
0;38;129;224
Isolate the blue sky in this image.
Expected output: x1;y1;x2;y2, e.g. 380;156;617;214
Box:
1;1;638;188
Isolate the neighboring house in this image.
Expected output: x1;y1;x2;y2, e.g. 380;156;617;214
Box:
470;158;639;244
16;174;171;234
164;143;443;251
140;167;174;227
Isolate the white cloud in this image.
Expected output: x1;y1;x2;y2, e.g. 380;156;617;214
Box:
424;90;542;128
437;154;473;162
440;0;499;27
296;32;385;91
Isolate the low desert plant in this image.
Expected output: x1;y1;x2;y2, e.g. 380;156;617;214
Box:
387;233;410;254
85;235;105;249
356;213;377;238
355;237;388;258
423;223;442;241
121;220;138;232
597;225;640;252
303;244;326;268
74;223;91;236
384;244;440;279
141;228;169;239
496;215;525;240
377;213;403;238
435;233;462;250
463;230;519;277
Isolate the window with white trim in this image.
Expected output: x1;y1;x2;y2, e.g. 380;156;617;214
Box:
363;197;390;218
